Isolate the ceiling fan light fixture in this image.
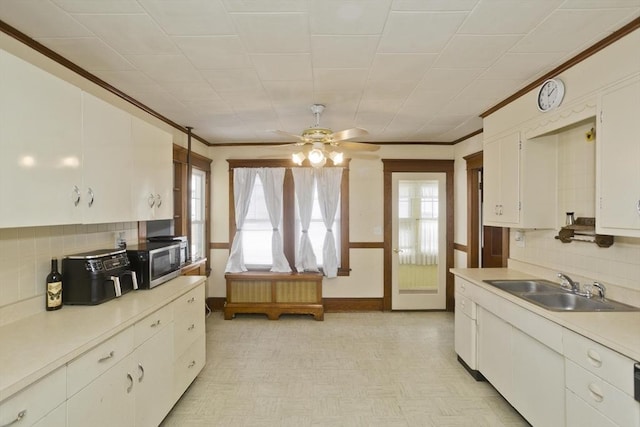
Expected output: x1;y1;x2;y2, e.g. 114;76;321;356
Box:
308;148;326;167
329;151;344;165
291;151;305;165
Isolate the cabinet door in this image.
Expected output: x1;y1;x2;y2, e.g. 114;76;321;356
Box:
511;328;565;427
566;389;618;427
482;140;502;223
0;50;83;227
597;77;640;237
477;307;513;398
67;353;135;427
482;133;520;226
454;292;476;370
82;93;133;224
131;116;173;221
134;324;174;427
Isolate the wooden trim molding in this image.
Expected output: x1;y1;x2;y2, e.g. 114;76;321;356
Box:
464;151;483;268
173;145;212;171
454;243;468;253
0;19;213;147
323;298;384;312
349;242;384;249
381;159;455;312
211;242;230;250
481;17;640;118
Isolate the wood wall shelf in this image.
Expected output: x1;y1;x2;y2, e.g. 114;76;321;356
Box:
555;217;614;247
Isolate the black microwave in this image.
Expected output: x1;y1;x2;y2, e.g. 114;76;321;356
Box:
126;242;182;289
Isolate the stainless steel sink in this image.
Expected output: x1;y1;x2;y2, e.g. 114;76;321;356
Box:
484;279;563;294
521;292;640;312
483;279;640;312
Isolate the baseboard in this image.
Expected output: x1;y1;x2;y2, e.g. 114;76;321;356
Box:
206;297;384;313
457;355;486;381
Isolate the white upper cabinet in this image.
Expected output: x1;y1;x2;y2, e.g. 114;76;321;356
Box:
596;76;640;237
0;50;83;227
81;93;134;224
483;131;557;229
130;116;173;221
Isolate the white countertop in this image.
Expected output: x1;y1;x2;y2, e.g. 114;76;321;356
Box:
451;268;640;362
0;275;206;402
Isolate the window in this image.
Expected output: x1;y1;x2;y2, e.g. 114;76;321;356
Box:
228;159;350;275
191;168;207;261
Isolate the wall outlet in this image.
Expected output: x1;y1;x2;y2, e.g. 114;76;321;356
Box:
514;230;525;247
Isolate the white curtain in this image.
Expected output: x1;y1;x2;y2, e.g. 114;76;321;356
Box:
291;168;319;272
398;181;439;266
257;168;291;273
224;168;258;273
315;167;343;278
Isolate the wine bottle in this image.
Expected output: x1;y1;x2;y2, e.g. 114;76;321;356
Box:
46;257;63;311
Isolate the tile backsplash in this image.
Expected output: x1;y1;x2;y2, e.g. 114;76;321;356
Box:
0;223;137;325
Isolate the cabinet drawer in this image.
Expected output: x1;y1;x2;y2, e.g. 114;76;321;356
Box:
32;402;66;427
0;367;66;427
454;277;475;299
174;333;205;400
174;309;204;357
134;303;174;347
174;285;204;318
563;328;637;396
67;327;134;397
455;291;476;319
566;389;618;427
566;359;640;427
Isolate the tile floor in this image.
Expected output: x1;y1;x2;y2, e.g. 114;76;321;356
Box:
161;311;530;427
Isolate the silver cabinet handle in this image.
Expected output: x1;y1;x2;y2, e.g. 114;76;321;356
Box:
588;383;604;402
148;193;155;208
1;410;26;427
188;297;195;303
137;363;145;383
72;186;81;207
87;187;94;207
155;194;162;207
126;373;134;393
150;319;161;328
188;324;195;331
188;360;196;368
98;350;115;363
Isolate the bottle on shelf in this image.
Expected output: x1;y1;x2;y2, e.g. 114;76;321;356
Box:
46;257;63;311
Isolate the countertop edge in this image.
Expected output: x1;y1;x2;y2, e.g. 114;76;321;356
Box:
451;268;640;362
0;275;206;402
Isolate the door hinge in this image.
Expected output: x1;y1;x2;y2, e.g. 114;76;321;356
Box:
478;181;483;191
519;201;522;211
600;110;603;124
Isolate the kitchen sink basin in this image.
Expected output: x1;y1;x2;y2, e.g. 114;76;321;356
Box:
482;279;640;312
484;279;563;294
521;292;640;312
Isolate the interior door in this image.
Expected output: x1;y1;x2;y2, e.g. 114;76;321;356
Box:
391;173;447;310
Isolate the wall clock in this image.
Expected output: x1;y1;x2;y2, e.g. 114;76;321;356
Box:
537;78;565;112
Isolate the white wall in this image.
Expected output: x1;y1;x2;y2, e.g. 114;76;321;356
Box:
207;144;455;299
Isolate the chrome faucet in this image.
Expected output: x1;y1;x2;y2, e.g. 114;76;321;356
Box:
592;282;606;299
557;273;579;292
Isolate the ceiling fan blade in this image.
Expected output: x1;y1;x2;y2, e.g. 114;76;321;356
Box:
335;141;380;152
330;127;368;142
270;129;306;142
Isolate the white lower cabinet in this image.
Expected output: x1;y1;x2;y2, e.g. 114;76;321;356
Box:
0;367;66;427
477;307;513;397
454;292;476;370
566;389;618;427
33;403;66;427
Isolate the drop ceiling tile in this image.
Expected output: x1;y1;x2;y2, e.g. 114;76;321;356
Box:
218;89;272;109
434;35;521;68
137;0;234;36
222;0;309;12
461;78;523;101
97;70;163;94
361;80;417;102
182;99;233;116
369;53;438;80
559;0;640;9
51;0;143;13
479;52;565;80
309;0;392;35
512;9;640;53
417;68;483;91
35;37;134;71
458;0;562;35
437;115;483;140
0;0;92;38
71;13;178;55
354;109;396;133
162;81;221;102
251;54;312;81
311;35;379;68
201;68;263;92
378;12;467;53
391;0;479;11
313;68;368;92
232;13;310;53
263;81;314;103
172;36;251;69
123;54;203;83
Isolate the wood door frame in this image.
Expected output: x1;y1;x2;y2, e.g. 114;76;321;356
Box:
382;159;455;311
464;152;483;268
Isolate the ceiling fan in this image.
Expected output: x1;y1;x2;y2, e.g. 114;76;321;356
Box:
272;104;379;167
